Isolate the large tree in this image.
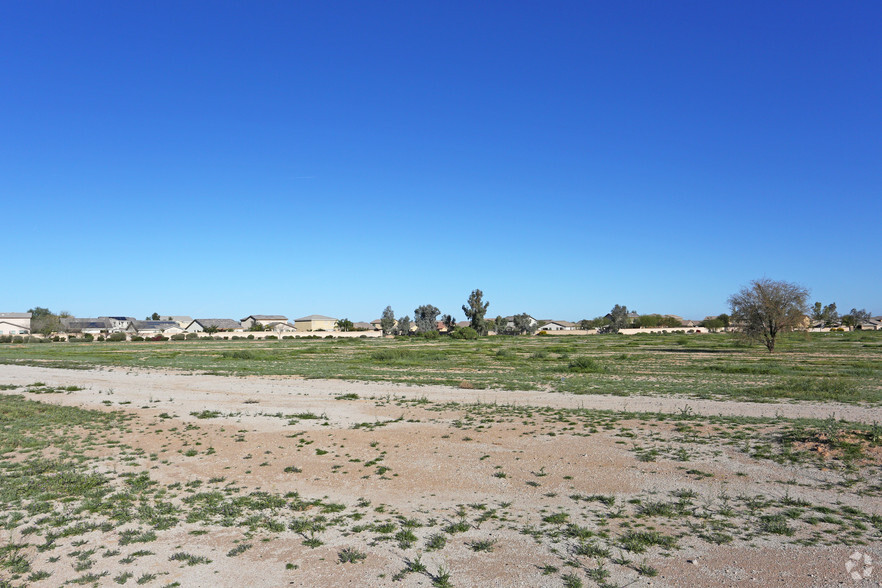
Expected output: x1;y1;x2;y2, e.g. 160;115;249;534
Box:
843;308;871;330
414;305;440;333
441;314;456;332
395;315;412;336
728;278;809;352
811;302;839;327
28;307;62;336
512;313;538;335
462;289;490;335
601;304;630;334
380;306;396;335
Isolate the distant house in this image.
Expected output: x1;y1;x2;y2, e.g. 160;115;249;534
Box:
293;315;338;332
539;320;576;331
857;318;882;331
240;315;289;330
186;319;243;333
0;313;31;335
503;315;538;330
267;321;297;333
61;317;112;335
370;319;383;331
353;322;372;331
127;320;180;336
101;317;135;332
161;316;193;329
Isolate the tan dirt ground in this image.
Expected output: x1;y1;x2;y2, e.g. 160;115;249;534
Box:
1;365;880;587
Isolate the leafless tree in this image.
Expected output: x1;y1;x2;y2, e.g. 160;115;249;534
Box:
728;278;809;352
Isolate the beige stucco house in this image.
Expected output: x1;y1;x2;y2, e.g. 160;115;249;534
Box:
293;315;338;332
186;319;244;333
0;313;31;335
240;315;289;330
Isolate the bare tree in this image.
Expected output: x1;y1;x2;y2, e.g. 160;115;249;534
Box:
728;278;809;352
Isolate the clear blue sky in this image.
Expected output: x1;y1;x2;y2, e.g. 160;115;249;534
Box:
2;1;880;322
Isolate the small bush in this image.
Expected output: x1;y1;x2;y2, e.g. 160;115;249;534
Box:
171;334;186;341
568;357;602;373
107;332;127;342
451;326;478;340
131;336;145;342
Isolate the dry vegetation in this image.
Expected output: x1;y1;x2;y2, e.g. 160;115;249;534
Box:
1;333;880;586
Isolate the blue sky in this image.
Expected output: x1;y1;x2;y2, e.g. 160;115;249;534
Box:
2;1;880;322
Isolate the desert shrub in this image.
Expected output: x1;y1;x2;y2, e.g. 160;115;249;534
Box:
537;330;549;336
222;350;258;360
568;357;603;373
186;332;199;340
107;332;127;342
247;334;254;340
131;336;145;342
171;333;186;341
419;330;440;340
97;335;105;341
0;335;12;343
451;327;478;340
265;335;277;340
150;335;168;341
83;334;94;342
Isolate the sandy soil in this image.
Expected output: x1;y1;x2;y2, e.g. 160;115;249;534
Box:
1;364;880;587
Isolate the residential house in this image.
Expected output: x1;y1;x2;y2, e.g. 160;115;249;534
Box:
127;320;180;336
61;317;112;335
857;318;882;331
293;315;338;332
186;319;243;333
0;313;31;335
241;315;289;330
370;319;383;331
100;317;135;332
503;315;538;330
267;321;297;333
538;320;576;331
353;322;372;331
161;316;193;329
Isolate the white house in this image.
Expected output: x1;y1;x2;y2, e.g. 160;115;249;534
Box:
0;313;31;335
539;320;576;331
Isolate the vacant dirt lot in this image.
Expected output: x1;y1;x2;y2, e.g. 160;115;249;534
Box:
1;365;880;587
